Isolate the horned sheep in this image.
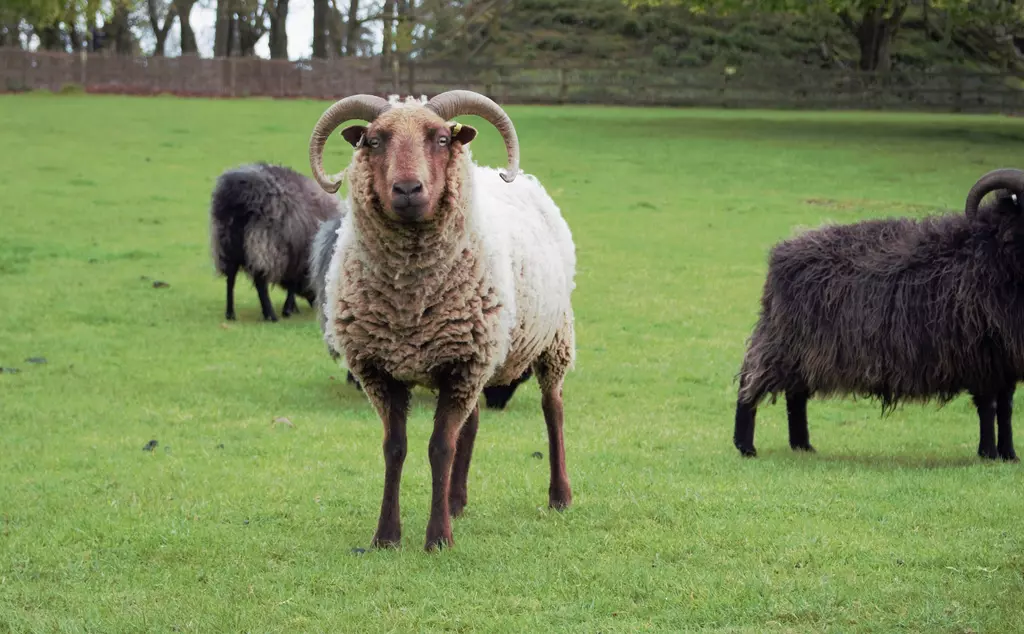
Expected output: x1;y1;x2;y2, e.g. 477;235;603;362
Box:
307;89;577;550
734;168;1024;462
209;162;343;322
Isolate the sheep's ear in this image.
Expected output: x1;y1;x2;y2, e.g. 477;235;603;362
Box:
450;122;477;145
341;125;367;148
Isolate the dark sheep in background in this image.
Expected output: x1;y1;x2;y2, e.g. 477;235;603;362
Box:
734;168;1024;462
307;213;533;408
210;162;343;322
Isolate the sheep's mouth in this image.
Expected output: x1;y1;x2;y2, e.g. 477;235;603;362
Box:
390;199;430;222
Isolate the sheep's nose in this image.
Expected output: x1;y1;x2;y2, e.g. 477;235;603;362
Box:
392;180;423;196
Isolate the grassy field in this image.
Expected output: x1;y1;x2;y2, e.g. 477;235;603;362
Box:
2;93;1024;632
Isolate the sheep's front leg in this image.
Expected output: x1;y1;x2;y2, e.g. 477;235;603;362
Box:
449;404;479;519
996;387;1018;462
973;392;998;460
786;389;814;452
357;365;411;548
425;375;477;551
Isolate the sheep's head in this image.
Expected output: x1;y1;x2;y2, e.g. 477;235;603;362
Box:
308;90;519;224
965;168;1024;219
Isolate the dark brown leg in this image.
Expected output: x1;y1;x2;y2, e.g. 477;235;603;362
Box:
424;376;475;551
541;384;572;509
449;404;479;518
357;367;410;549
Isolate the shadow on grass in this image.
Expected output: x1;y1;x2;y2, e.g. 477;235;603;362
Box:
762;449;984;471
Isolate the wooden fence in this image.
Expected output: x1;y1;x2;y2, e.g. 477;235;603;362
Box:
4;47;1024;114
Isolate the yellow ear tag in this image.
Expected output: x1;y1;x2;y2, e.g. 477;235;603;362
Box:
450;122;463;137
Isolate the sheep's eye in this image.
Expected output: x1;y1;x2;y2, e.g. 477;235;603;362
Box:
438;136;449;147
368;138;381;149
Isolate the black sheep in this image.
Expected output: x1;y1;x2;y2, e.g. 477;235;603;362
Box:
734;168;1024;461
210;163;343;322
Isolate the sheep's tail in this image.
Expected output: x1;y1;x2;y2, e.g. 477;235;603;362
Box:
208;165;269;276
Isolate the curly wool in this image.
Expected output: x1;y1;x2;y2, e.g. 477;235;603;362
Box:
738;202;1024;412
210;163;343;291
323;143;576;396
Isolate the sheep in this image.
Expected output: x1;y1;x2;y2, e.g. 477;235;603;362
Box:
308;212;534;406
733;168;1024;463
307;89;577;550
209;162;343;322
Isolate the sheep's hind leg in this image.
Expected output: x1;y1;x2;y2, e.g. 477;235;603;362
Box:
534;345;573;511
996;386;1018;462
448;404;479;518
424;371;478;551
253;273;278;322
358;365;411;549
224;264;239;321
786;389;814;452
973;392;999;460
281;290;298;318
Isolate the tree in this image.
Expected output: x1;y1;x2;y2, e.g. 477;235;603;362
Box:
172;0;196;54
214;0;232;55
312;0;328;57
266;0;288;58
624;0;985;72
146;0;176;55
234;0;266;55
344;0;359;54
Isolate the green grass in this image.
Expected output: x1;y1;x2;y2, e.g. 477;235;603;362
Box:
2;93;1024;633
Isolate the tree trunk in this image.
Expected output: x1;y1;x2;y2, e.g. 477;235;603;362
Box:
215;0;232;56
174;0;198;55
839;3;907;72
327;0;345;57
381;0;394;68
105;1;133;55
268;0;289;59
0;21;22;48
147;0;176;56
344;0;359;55
312;0;329;58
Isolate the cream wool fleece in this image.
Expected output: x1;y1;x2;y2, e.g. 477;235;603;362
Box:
323;144;576;394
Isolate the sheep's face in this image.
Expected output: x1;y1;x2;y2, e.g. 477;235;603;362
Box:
341;107;477;223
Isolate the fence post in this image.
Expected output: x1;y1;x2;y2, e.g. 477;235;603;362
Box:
953;70;963;113
79;48;87;88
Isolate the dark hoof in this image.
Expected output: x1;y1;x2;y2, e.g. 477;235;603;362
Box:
549;490;572;511
736;445;757;458
263;314;278;323
978;446;999;460
225;311;236;321
424;533;453;552
791;443;816;453
999;449;1019;462
371;533;401;549
449;497;467;519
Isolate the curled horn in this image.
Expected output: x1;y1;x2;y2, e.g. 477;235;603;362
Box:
425;89;520;183
308;95;392;193
965;168;1024;217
